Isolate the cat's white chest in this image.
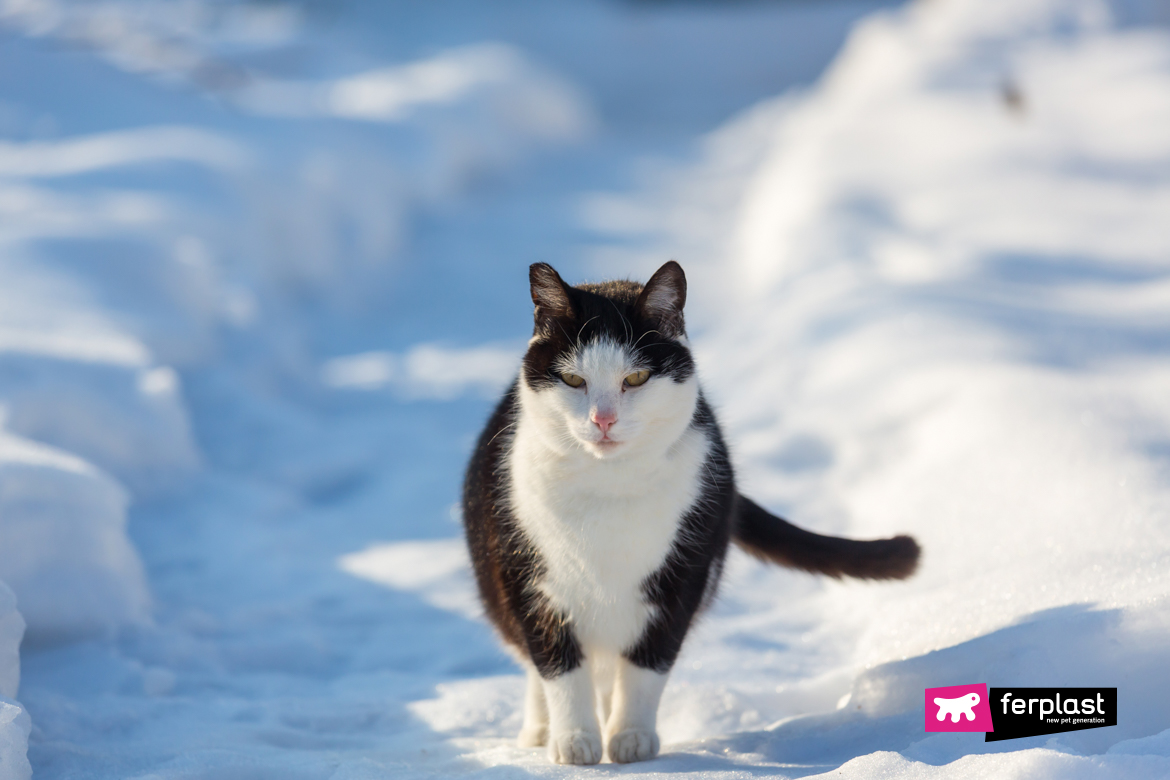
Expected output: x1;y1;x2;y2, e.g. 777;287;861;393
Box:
508;424;709;653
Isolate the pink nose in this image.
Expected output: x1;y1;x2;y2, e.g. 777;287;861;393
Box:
591;410;617;434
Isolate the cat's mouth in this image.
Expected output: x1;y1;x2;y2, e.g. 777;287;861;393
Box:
589;437;623;453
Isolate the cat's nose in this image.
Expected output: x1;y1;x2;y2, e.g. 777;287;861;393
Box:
591;410;617;434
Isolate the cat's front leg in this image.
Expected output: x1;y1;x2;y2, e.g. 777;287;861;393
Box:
604;657;668;763
517;665;549;747
541;665;603;764
504;573;599;762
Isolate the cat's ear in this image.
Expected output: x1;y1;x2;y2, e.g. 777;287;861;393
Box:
635;261;687;339
530;263;575;334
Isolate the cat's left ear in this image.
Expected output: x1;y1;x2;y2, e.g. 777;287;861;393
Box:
635;261;687;339
530;262;575;335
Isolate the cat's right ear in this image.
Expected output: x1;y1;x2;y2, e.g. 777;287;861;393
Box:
529;263;575;335
634;260;687;339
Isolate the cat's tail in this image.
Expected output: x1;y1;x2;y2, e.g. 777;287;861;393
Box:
732;495;920;580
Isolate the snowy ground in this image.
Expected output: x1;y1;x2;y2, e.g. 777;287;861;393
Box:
2;0;1170;778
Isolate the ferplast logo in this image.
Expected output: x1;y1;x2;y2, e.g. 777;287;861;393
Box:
925;684;994;733
924;685;1117;741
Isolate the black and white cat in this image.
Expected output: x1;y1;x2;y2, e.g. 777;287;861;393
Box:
462;261;919;765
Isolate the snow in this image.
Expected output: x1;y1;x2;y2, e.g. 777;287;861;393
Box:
0;432;150;645
340;539;480;620
0;697;30;780
0;582;29;780
0;582;22;701
0;353;199;497
2;0;1169;777
321;342;521;399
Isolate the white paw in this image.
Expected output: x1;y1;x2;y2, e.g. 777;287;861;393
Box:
547;729;603;765
517;725;547;747
606;728;660;763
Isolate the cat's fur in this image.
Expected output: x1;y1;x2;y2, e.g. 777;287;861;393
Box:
462;261;919;765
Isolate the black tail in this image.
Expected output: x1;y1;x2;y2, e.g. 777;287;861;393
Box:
732;495;920;580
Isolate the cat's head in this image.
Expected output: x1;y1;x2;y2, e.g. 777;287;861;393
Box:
519;261;698;460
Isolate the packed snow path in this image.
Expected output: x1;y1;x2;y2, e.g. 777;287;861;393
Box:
3;1;1170;779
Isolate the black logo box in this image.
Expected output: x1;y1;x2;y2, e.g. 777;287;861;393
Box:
986;688;1117;742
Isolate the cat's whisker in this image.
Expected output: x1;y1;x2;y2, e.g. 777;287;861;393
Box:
632;328;661;350
575;315;601;349
606;297;633;344
486;420;518;448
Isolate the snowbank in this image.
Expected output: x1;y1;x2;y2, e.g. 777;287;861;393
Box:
816;732;1170;779
0;0;593;651
0;696;30;780
0;432;149;645
585;0;1170;772
0;355;199;498
1;0;592;318
0;582;21;701
692;0;1170;664
0;582;28;780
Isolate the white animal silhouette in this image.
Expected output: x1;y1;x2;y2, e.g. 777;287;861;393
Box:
934;692;980;722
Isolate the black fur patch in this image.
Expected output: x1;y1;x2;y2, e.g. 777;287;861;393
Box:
734;497;921;580
625;395;735;672
522;264;694;392
462;383;585;679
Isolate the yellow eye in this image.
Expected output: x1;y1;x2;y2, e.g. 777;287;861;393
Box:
561;373;585;388
624;370;650;387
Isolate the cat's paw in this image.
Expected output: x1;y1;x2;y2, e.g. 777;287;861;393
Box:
606;728;660;763
547;729;603;765
517;725;547;747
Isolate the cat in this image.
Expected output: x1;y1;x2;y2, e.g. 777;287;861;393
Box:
462;261;919;765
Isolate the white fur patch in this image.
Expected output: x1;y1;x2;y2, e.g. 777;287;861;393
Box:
508;338;709;655
605;658;667;762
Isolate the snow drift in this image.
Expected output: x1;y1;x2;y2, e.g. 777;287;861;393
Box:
0;582;28;780
0;696;30;780
0;581;22;701
0;432;149;645
581;0;1170;773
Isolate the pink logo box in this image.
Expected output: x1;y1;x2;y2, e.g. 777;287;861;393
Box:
925;683;994;733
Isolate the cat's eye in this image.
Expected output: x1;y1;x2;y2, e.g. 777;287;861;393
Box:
624;370;650;387
561;373;585;388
